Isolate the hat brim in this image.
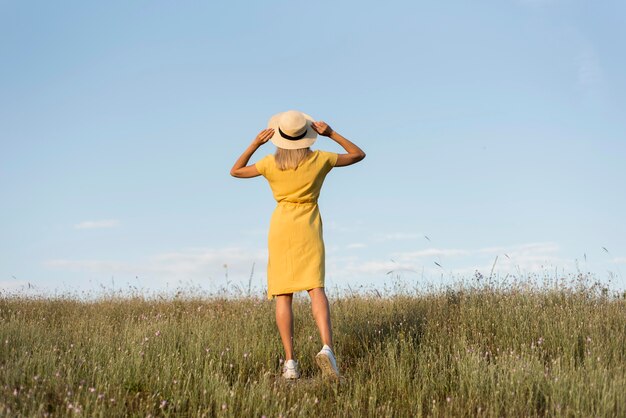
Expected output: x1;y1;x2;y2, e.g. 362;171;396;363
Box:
267;111;317;150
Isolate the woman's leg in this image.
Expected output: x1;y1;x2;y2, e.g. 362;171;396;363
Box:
307;287;333;351
275;293;295;360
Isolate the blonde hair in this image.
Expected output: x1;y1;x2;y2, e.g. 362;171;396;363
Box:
274;147;312;170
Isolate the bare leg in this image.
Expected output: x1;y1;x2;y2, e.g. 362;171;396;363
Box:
275;293;295;360
307;287;333;351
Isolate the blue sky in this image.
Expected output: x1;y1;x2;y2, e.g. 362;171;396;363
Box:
2;0;625;297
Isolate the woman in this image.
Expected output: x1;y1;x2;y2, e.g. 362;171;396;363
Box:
230;110;365;380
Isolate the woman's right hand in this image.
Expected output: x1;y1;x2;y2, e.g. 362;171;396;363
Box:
252;128;274;147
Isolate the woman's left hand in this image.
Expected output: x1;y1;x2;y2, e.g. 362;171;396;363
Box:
253;128;274;146
311;121;334;137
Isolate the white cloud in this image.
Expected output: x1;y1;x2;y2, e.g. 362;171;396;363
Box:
346;243;366;249
44;242;564;280
394;248;470;259
375;232;424;241
44;247;267;283
41;241;585;293
392;242;559;261
327;242;568;280
475;246;507;254
324;220;359;233
45;259;126;272
326;256;424;279
613;257;626;264
74;219;120;229
492;247;571;275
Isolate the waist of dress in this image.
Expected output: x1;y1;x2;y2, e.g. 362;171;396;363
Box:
276;200;317;206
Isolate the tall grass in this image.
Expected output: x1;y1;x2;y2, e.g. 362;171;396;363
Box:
1;275;625;417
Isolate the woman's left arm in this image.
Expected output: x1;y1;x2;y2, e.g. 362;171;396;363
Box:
230;128;274;178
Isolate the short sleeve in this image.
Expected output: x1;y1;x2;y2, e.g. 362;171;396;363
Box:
327;151;338;167
255;155;272;177
318;150;338;175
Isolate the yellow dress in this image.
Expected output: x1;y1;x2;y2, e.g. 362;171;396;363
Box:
255;150;338;300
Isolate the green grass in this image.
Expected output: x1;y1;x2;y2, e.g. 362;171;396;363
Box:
1;276;625;417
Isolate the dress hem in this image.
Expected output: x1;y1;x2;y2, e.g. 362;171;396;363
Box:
267;284;325;300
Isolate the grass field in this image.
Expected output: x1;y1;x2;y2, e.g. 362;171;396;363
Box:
1;275;625;417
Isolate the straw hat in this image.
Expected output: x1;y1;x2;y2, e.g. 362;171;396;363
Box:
267;110;317;150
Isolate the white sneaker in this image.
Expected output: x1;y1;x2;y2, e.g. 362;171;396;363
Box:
315;344;340;379
281;359;300;379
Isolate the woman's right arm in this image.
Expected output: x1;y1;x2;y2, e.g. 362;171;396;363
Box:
311;121;365;167
230;128;274;178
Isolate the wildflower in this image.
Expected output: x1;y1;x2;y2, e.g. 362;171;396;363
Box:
279;358;284;364
110;398;116;404
155;330;161;337
221;403;227;410
160;400;168;409
89;387;96;393
314;397;319;404
243;352;249;358
446;397;451;403
13;388;18;396
144;337;149;342
33;375;39;381
97;394;105;400
537;337;544;346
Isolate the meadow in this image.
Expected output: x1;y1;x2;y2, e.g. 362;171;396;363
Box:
1;274;625;417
